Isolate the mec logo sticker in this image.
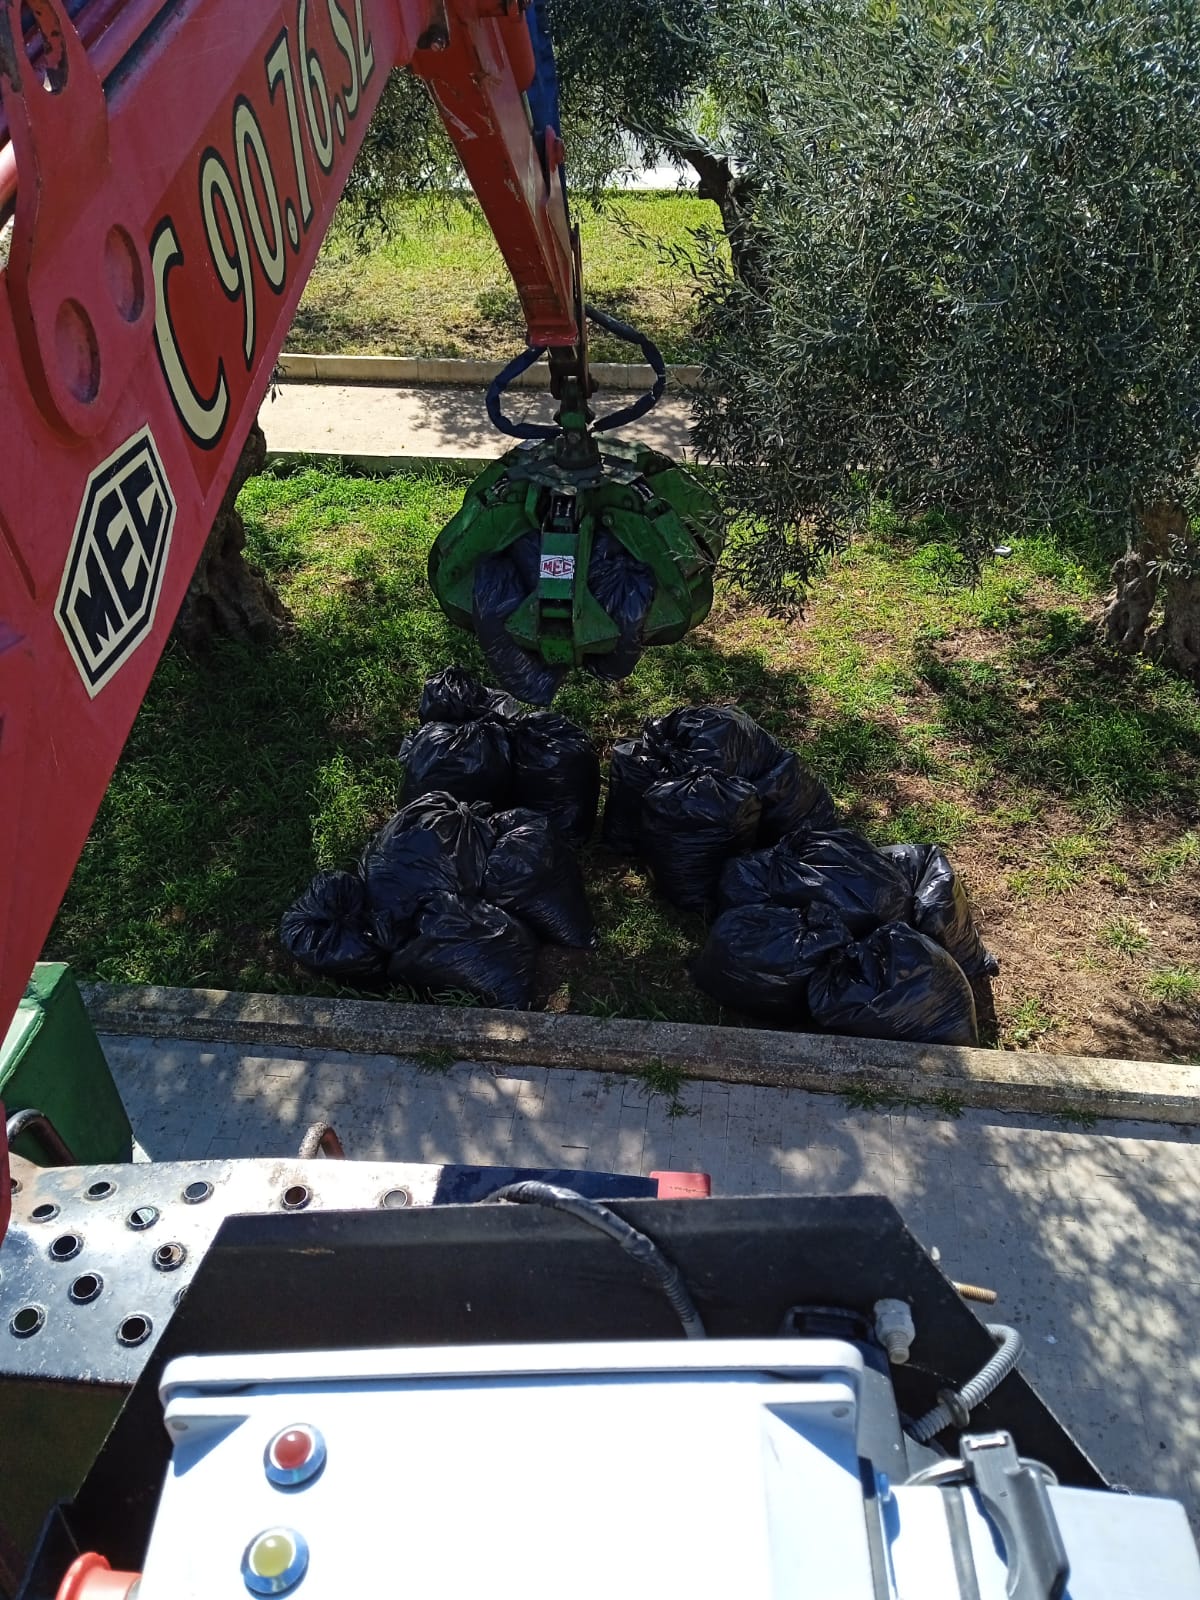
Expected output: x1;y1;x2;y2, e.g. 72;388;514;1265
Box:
55;427;177;697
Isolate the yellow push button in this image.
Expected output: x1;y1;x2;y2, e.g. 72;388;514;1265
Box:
243;1528;308;1594
250;1536;293;1579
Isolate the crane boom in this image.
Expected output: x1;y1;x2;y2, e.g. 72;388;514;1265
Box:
0;0;578;1034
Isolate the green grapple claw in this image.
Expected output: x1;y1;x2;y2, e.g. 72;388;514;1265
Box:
427;428;724;679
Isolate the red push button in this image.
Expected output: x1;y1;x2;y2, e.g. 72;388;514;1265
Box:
264;1424;325;1487
273;1431;312;1472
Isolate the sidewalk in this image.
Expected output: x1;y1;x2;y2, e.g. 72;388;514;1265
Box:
259;380;695;464
102;1030;1200;1528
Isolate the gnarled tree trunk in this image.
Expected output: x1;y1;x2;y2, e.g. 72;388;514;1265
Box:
1149;569;1200;682
1102;500;1199;684
681;144;760;289
172;423;289;651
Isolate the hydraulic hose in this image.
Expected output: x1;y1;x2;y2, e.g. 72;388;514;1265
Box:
908;1324;1023;1444
484;1180;706;1339
585;305;667;433
485;345;556;440
483;305;668;440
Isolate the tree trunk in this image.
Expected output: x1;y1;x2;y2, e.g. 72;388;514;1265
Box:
1102;543;1162;658
671;140;762;289
172;423;289;651
1101;500;1200;684
1149;570;1200;683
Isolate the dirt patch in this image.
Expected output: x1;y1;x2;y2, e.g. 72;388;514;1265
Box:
930;814;1199;1059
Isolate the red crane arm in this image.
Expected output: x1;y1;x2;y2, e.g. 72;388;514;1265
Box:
0;0;578;1035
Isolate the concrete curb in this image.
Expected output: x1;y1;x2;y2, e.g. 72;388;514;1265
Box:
82;983;1197;1127
276;352;704;390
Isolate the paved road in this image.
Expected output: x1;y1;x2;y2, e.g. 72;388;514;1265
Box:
259;380;694;463
103;1031;1200;1527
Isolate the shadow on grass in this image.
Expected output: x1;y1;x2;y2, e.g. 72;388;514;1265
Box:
916;639;1200;815
45;570;814;1013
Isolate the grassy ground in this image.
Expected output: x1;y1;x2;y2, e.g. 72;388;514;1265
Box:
290;193;714;364
46;467;1200;1062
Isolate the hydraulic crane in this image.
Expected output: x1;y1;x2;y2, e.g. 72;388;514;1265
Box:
2;6;1200;1598
0;0;718;1041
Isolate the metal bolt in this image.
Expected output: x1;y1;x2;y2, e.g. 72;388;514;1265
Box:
873;1297;916;1365
952;1280;999;1305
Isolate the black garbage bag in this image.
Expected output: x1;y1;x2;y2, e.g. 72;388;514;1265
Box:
280;870;384;984
473;550;567;706
484;809;596;947
585;529;656;683
399;719;514;808
693;902;850;1021
645;705;780;779
508;712;601;847
807;921;979;1045
364;793;494;906
765;827;912;935
878;843;932;891
640;770;762;913
386;892;538;1009
370;906;419;958
418;665;520;726
507;527;543;591
717;848;775;910
754;749;838;844
882;843;999;979
362;819;464;924
601;736;670;854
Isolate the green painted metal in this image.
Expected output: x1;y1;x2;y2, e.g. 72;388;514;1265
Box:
427;427;724;673
1;964;132;1165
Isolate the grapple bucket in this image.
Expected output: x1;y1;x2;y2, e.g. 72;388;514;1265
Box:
428;429;723;703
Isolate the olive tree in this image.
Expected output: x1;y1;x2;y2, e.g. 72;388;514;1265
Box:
341;0;733;223
690;0;1200;679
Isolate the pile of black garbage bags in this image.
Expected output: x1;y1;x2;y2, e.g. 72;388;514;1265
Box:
282;675;998;1044
602;705;998;1046
280;668;600;1008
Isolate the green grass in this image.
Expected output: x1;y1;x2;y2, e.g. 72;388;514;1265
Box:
1053;1105;1099;1129
1096;917;1150;957
633;1059;695;1118
44;468;1200;1057
1003;999;1055;1048
412;1046;456;1074
1029;835;1100;897
1146;967;1200;1011
1142;830;1200;885
843;1081;964;1117
48;468;468;993
290;192;717;364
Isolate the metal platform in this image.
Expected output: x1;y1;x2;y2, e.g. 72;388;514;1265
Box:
10;1193;1109;1599
0;1148;659;1590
